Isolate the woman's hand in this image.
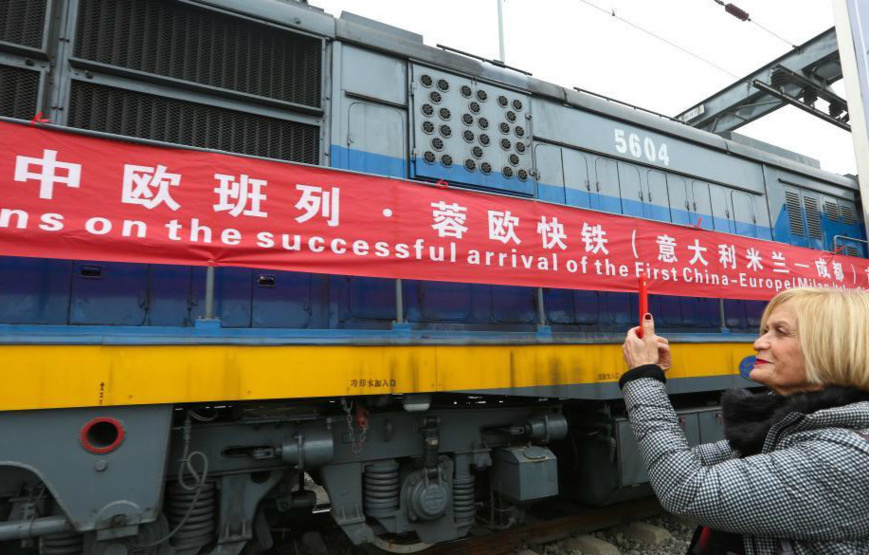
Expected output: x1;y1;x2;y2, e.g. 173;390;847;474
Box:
623;314;671;371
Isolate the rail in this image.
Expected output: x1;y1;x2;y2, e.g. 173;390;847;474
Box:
425;497;662;555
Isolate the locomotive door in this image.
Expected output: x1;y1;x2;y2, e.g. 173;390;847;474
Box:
644;170;670;222
731;190;760;238
563;149;591;209
534;143;566;204
592;157;621;214
685;181;718;327
617;162;643;218
690;181;714;230
70;262;148;325
341;101;408;322
709;184;735;234
802;192;824;250
533;145;599;324
347;102;406;177
617;164;670;221
0;259;71;324
667;175;692;226
829;199;865;256
782;188;809;248
821;195;843;250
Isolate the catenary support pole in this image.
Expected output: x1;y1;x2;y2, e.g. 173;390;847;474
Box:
497;0;506;62
832;0;869;239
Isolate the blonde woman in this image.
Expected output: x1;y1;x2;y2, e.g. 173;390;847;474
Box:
621;288;869;555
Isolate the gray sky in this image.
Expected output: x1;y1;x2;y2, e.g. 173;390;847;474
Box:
311;0;857;176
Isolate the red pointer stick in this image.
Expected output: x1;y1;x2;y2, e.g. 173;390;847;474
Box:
638;273;648;339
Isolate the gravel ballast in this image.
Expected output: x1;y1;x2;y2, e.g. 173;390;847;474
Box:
541;513;696;555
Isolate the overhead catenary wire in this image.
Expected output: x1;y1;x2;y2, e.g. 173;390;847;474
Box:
577;0;740;78
712;0;799;49
750;20;800;50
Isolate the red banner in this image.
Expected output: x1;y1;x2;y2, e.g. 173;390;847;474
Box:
0;120;866;301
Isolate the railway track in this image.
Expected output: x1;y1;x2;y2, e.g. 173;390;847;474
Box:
423;497;664;555
269;496;698;554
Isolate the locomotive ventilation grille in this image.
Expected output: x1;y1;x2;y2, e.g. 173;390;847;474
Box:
803;196;822;240
0;0;47;49
69;81;319;164
784;190;805;237
824;200;839;222
74;0;322;108
840;204;856;225
0;65;39;120
415;68;530;182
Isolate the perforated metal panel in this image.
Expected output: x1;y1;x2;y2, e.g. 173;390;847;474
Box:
74;0;322;107
411;65;532;194
0;0;47;49
0;65;40;119
68;81;319;163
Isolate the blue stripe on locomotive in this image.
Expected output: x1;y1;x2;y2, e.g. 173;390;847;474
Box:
0;145;860;336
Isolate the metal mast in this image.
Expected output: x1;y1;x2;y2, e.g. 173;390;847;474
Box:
497;0;506;62
833;0;869;238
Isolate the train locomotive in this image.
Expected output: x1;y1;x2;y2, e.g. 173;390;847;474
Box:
0;0;864;553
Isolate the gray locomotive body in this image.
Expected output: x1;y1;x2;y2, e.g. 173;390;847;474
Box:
0;1;863;554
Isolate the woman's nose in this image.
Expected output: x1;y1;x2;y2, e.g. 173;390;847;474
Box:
753;334;769;351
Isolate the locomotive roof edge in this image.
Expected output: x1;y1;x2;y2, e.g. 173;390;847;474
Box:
184;0;857;192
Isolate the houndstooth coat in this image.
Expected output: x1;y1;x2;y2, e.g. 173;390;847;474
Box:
621;368;869;555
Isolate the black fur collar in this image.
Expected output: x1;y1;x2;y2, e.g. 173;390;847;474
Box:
721;386;869;456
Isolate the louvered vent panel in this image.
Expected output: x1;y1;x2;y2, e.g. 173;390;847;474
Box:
841;204;856;225
784;190;804;236
0;65;39;119
846;246;861;257
0;0;47;49
803;196;822;239
68;82;319;163
824;200;839;222
74;0;322;107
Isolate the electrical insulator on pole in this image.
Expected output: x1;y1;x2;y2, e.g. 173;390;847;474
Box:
713;0;750;22
724;3;750;22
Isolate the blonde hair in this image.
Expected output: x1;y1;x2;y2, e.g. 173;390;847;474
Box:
761;287;869;389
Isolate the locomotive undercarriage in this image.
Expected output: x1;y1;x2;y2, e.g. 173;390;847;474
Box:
0;395;567;554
